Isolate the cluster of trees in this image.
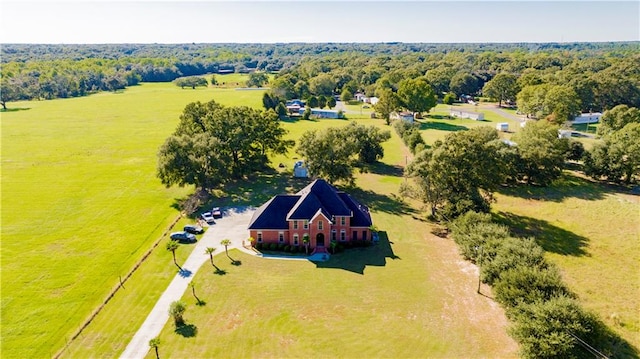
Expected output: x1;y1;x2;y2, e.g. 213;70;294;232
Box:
296;122;391;184
584;105;640;184
157;100;293;190
402;122;572;219
451;212;627;358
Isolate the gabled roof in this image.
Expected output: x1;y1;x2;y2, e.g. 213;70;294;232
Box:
248;179;371;230
289;179;351;219
247;195;300;230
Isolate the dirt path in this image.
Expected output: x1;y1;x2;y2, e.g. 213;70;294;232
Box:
119;207;256;359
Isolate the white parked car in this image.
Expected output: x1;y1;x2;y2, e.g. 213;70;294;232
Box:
201;211;215;224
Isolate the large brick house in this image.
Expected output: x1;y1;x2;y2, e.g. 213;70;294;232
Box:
247;179;373;253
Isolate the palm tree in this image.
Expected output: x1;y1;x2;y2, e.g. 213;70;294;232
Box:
148;337;161;359
302;234;310;255
166;239;181;270
247;236;255;248
204;247;217;268
169;300;186;326
189;282;202;305
220;239;231;257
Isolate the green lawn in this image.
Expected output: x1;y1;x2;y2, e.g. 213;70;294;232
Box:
1;83;266;358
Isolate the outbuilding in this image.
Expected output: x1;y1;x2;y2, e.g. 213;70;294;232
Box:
496;123;509;132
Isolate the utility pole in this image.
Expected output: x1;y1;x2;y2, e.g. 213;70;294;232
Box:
475;245;483;294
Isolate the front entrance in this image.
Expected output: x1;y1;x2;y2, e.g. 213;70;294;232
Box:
316;233;325;247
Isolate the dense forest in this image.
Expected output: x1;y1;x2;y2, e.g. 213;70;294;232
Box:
1;42;639;112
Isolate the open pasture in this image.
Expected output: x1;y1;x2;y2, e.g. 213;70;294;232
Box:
1;82;265;358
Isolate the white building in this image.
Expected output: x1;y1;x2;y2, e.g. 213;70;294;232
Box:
450;109;485;121
391;111;415;123
496;123;509;132
572;112;602;124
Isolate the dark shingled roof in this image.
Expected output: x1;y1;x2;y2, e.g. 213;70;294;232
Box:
247;195;300;230
339;193;372;227
248;179;372;230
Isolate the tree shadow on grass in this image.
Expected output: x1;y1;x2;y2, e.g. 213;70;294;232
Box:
345;187;415;216
175;323;198;338
195;300;207;307
364;162;405;177
496;173;613;203
1;107;31;112
418;120;468;132
493;211;588;257
312;231;400;274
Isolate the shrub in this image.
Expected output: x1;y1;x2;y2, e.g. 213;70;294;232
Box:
255;243;262;250
277;243;286;251
481;237;547;285
509;295;600;359
494;265;572;309
451;221;510;261
284;245;291;252
269;243;277;251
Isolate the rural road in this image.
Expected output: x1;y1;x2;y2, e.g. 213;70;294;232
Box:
119;207;256;359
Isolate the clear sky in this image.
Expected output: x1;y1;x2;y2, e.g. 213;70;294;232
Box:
1;1;639;44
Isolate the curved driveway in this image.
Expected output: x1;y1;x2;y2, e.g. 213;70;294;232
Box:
120;207;256;359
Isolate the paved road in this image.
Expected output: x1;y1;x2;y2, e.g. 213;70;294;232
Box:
119;207;256;359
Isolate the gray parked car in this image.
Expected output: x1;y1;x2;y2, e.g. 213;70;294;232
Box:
170;231;197;243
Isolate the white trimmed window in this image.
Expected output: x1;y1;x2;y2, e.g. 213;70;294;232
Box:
278;232;284;243
293;234;299;245
293;220;298;230
303;220;309;229
331;229;337;241
340;216;346;226
318;220;323;230
257;232;263;242
340;230;346;241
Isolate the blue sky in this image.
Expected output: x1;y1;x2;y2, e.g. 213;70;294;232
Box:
1;1;638;43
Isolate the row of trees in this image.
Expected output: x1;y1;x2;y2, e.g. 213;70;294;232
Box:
157;100;293;190
450;212;626;358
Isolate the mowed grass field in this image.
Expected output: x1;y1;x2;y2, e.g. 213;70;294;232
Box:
1;77;262;358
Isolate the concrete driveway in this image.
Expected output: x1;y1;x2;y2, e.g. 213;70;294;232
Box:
120;207;256;359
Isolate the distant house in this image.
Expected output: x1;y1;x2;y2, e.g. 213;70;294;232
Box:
286;99;306;107
298;108;341;119
247;179;373;254
496;123;509;132
368;97;379;105
293;160;309;178
390;111;415;123
450;109;485;121
558;130;573;139
572;112;602;124
354;92;367;102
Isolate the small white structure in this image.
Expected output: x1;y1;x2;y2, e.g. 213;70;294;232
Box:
572;112;602;124
496;123;509;132
558;130;572;139
354;92;367;102
391;111;415;123
368;97;379;105
293;160;309;178
450;109;485;121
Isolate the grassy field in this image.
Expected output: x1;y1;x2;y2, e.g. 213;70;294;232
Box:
4;83;637;358
1;80;265;358
139;128;519;358
493;175;640;350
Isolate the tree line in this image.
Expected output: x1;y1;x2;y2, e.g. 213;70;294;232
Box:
2;42;638;112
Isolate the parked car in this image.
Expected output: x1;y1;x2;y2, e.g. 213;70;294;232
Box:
201;211;215;224
183;224;204;234
211;207;222;218
170;231;197;243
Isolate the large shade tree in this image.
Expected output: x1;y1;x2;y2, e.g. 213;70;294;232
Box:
482;73;519;107
157;100;294;190
397;77;437;114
